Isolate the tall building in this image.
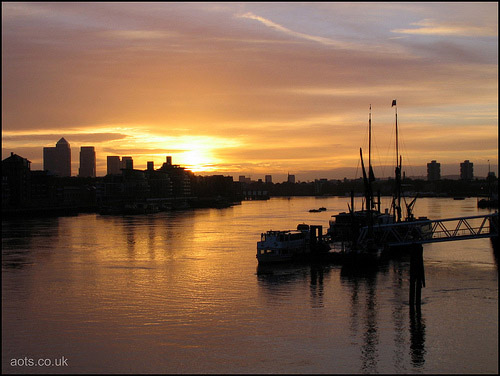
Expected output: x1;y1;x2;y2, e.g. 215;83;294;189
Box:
121;156;133;170
427;160;441;181
107;156;121;175
43;137;71;177
265;175;273;184
460;160;474;180
287;173;295;184
79;146;96;177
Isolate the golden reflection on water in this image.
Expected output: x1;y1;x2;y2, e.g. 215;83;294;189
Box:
1;197;497;373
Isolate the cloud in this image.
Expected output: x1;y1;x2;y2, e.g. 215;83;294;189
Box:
2;133;127;144
392;19;497;37
1;3;497;177
237;11;351;48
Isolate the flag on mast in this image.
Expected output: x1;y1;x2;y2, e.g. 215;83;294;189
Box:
391;99;397;107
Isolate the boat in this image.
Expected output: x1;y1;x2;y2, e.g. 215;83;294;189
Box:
309;207;327;212
328;101;431;252
328;105;390;245
257;224;330;264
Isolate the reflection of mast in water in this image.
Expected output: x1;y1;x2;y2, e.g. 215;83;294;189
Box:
361;280;379;373
409;308;426;368
341;267;379;373
391;261;406;371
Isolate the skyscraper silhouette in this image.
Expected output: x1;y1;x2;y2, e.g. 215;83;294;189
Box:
43;138;71;177
79;146;96;177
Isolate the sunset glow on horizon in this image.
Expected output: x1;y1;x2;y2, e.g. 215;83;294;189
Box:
2;2;498;180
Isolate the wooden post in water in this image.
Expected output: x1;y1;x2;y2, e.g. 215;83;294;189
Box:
409;244;425;310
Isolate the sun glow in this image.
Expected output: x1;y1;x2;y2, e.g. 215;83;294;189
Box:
178;149;217;172
97;128;242;174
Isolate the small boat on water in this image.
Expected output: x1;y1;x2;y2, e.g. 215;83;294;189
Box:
309;207;327;213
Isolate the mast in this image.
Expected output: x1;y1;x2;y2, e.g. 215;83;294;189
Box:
392;99;402;222
369;104;372;175
368;105;376;210
360;148;373;237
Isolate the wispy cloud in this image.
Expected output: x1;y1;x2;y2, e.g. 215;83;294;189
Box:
101;30;178;40
392;19;497;37
237;12;348;48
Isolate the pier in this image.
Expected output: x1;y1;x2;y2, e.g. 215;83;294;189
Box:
356;213;498;247
352;212;498;310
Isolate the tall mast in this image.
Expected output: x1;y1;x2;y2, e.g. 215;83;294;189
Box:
369;104;372;172
395;104;399;170
367;104;376;210
392;99;402;221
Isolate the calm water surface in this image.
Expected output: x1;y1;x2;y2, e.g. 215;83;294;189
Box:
2;197;498;373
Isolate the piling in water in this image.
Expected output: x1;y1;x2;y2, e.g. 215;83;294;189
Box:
409;244;425;310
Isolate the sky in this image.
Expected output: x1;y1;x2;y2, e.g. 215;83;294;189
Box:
2;2;498;181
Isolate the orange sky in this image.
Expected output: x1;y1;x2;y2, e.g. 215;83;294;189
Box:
2;2;498;180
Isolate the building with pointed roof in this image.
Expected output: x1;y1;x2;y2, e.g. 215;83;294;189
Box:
43;137;71;177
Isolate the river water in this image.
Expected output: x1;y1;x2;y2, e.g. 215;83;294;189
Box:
2;197;498;374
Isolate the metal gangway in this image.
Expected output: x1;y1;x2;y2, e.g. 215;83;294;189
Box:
357;212;498;247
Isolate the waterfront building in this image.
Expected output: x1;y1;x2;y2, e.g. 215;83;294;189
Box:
144;168;173;198
43;137;71;177
147;161;154;171
2;152;31;208
287;173;295;184
265;175;273;184
79;146;96;178
107;156;121;175
158;156;192;197
427;160;441;181
460;160;474;180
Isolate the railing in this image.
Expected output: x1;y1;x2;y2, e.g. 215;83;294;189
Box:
357;212;498;247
